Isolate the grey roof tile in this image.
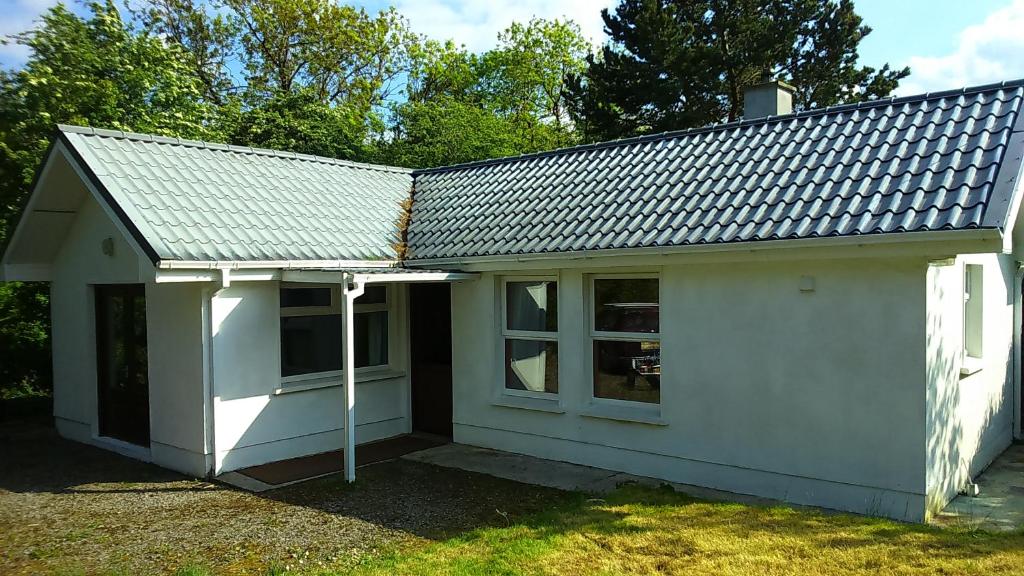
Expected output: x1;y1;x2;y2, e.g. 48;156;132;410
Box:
407;81;1024;260
59;126;412;263
38;81;1024;266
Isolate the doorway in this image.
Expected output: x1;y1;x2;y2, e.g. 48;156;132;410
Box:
409;283;453;438
95;284;150;446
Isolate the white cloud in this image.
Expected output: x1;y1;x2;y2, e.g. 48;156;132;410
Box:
387;0;616;53
0;0;60;66
896;0;1024;95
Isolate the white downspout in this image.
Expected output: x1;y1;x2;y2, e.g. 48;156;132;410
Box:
1014;262;1023;440
201;268;231;476
342;273;365;482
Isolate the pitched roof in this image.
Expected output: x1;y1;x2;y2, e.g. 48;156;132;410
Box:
20;80;1024;266
407;80;1024;261
58;126;412;262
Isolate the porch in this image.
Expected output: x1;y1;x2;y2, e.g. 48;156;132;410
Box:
218;433;448;492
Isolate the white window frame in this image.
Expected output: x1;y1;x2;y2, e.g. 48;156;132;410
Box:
587;273;662;409
279;282;393;386
500;275;559;399
963;263;984;364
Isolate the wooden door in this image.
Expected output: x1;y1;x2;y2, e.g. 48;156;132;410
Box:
95;284;150;446
410;283;453;438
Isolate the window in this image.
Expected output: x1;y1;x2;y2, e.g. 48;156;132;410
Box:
964;264;983;360
502;278;558;395
590;276;660;404
280;284;389;380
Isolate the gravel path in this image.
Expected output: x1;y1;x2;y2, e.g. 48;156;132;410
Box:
0;422;569;575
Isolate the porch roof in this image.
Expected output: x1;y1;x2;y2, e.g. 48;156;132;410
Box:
280;267;477;284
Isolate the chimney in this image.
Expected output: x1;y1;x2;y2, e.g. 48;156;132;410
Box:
742;79;795;119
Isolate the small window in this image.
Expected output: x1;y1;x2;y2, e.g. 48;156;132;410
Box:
502;279;558;395
964;264;983;359
280;287;332;308
591;276;660;404
280;284;390;379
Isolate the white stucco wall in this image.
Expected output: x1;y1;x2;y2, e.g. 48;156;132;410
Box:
48;191;413;476
210;281;411;473
49;194;211;476
925;254;1016;515
146;282;209;475
451;256;932;521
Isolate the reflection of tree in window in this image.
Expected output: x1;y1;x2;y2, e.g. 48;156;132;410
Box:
592;277;660;404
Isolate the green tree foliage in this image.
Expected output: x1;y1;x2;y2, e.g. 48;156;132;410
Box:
0;282;50;395
480;18;589;133
137;0;417;159
133;0;240;105
380;19;590;168
0;0;214;394
225;89;375;159
569;0;909;139
378;97;525;168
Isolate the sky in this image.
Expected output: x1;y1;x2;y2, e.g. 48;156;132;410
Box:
1;0;1023;97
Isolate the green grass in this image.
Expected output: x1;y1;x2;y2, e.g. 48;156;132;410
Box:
341;484;1024;576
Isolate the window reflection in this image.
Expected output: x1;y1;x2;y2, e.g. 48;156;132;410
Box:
505;339;559;394
593;340;660;403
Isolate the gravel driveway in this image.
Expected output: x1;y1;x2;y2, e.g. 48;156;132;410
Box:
0;421;569;575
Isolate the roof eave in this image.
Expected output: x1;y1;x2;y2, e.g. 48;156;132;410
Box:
404;228;1005;270
155;259;400;270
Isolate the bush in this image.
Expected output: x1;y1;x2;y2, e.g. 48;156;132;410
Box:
0;282;51;397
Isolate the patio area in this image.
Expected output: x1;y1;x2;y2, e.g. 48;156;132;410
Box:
938;443;1024;531
218;434;448;491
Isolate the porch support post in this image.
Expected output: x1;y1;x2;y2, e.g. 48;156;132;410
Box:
342;272;365;482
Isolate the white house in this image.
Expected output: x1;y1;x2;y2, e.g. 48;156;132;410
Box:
3;79;1024;522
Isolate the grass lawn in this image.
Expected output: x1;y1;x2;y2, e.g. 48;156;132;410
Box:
158;480;1024;576
27;482;1024;576
5;413;1024;575
343;484;1024;576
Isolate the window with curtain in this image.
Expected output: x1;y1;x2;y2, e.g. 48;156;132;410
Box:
280;284;389;380
590;276;660;404
502;278;558;395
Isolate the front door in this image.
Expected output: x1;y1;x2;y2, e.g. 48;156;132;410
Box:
410;283;453;438
95;284;150;446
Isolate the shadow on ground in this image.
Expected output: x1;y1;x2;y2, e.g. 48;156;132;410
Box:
4;420;1024;576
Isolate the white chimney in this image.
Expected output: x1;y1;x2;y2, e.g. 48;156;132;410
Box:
743;80;795;119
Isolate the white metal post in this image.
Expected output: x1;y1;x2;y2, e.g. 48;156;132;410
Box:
342;273;365;482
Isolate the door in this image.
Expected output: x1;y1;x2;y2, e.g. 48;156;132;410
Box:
95;284;150;446
410;283;453;437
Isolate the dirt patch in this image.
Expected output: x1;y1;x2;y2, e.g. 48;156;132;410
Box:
0;422;570;575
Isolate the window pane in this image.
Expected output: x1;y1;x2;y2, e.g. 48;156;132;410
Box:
594;278;659;333
281;315;342;376
281;287;332;308
356;311;389;367
356;285;387;305
964;264;983;358
505;339;558;393
506;281;557;332
593;340;660;403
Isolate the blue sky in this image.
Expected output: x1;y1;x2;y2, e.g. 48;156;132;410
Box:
2;0;1022;96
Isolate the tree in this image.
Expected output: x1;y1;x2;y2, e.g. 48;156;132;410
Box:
376;97;525;168
379;19;590;168
225;88;374;159
136;0;417;159
480;18;589;133
133;0;240;105
569;0;910;139
0;0;214;395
